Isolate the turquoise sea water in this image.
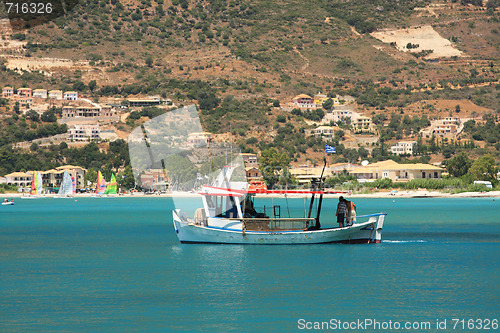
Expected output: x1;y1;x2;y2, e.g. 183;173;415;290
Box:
1;197;499;332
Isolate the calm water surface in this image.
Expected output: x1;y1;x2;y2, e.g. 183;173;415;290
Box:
1;197;499;332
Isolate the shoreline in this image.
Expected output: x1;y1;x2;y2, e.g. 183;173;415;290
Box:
2;190;499;199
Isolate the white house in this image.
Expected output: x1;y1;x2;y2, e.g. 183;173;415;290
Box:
48;90;63;100
313;126;335;137
64;91;78;101
390;141;417;155
2;86;13;96
4;172;32;187
68;124;100;141
292;94;315;108
33;89;48;99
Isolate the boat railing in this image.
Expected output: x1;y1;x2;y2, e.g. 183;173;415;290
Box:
352;212;387;226
356;213;387;218
241;217;316;232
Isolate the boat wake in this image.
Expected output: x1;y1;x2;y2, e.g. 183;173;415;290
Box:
383;240;427;243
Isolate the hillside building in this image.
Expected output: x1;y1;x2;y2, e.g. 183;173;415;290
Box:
4;172;32;187
245;166;262;180
42;165;86;188
292;94;315;108
68;124;100;141
348;160;442;182
17;88;32;97
390;141;417;155
313;126;335;137
101;105;114;117
64;91;78;101
33;89;48;99
352;116;372;131
241;153;258;166
187;132;213;147
62;105;116;118
48;90;63;100
442;117;460;126
2;86;13;96
433;124;458;136
128;98;161;107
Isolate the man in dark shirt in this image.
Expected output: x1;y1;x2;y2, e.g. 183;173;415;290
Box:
336;196;347;228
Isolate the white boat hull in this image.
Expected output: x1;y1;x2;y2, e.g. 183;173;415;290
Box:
173;210;385;244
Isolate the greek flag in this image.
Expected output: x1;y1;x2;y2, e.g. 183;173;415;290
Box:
325;144;336;153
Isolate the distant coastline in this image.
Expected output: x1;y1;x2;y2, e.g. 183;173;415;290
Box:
2;190;499;199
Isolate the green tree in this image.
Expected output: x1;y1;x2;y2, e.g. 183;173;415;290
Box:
13;102;20;114
84;168;98;189
41;109;57;122
88;80;97;92
118;166;136;190
73;80;86;92
197;89;220;111
30;142;39;152
127;111;141;120
445;153;471;177
259;148;290;188
468;154;498;183
278;167;296;187
26;109;40;122
322;98;333;110
343;148;359;163
358;146;369;159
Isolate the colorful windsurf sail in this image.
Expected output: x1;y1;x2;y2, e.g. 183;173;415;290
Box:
96;171;107;195
30;172;37;195
29;171;43;195
104;173;117;195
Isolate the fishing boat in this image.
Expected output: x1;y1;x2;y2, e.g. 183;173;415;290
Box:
172;165;386;244
56;171;74;197
128;105;386;245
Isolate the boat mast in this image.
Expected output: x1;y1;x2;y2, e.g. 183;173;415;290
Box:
307;158;326;229
315;158;327;229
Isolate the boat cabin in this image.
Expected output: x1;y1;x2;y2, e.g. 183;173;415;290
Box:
194;184;319;232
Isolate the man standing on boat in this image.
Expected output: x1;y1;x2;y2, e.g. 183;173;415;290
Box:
336;196;347;228
345;199;357;226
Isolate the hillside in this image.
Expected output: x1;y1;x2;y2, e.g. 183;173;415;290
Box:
0;0;498;174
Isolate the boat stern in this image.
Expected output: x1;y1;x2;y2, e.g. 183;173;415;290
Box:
373;213;386;243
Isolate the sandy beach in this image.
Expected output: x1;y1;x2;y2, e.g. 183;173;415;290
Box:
2;190;499;199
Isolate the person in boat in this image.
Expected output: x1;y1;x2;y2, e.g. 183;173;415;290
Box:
345;199;357;226
242;195;258;217
4;199;8;203
336;196;347;228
